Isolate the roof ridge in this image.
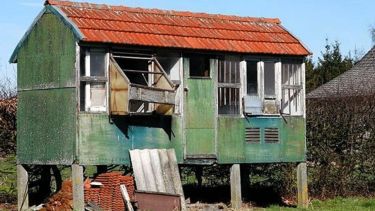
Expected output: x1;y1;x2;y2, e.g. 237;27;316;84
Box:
45;0;281;24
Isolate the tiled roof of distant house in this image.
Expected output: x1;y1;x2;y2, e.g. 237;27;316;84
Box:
307;46;375;99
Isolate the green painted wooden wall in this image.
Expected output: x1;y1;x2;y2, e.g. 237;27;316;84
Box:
77;114;184;165
217;116;306;163
184;59;216;157
17;11;77;165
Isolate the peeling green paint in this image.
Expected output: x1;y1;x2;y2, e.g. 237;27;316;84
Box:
77;114;184;165
17;89;76;164
217;116;306;163
16;12;77;165
184;58;216;157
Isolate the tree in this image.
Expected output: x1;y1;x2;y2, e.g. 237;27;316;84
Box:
306;40;355;92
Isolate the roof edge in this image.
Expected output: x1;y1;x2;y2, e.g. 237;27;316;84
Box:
279;25;312;56
9;4;84;63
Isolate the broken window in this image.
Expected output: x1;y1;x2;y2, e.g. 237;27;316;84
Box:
281;61;303;115
80;48;108;112
218;59;241;115
188;55;211;77
110;52;176;115
264;61;276;98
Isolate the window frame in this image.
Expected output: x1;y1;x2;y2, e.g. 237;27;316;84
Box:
82;48;109;113
263;60;277;99
187;54;212;79
281;60;304;116
217;58;242;116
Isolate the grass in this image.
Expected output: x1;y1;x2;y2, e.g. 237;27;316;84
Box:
0;154;16;203
265;197;375;211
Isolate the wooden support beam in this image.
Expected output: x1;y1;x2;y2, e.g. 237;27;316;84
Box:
230;164;242;209
72;164;84;211
17;164;28;211
297;162;309;208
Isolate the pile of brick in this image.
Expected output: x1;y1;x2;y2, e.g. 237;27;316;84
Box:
41;180;73;211
84;172;135;211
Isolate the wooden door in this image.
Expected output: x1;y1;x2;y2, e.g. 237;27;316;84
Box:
184;58;216;159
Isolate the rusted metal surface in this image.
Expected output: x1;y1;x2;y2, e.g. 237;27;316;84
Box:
45;0;310;56
135;191;181;211
130;149;186;209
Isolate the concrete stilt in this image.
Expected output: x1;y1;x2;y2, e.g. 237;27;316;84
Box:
17;164;29;211
72;164;84;211
230;164;242;209
297;162;308;208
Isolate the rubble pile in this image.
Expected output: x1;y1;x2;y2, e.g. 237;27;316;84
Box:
85;172;135;211
41;180;73;211
41;172;134;211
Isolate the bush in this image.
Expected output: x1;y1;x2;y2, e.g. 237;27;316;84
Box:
306;95;375;197
0;97;17;157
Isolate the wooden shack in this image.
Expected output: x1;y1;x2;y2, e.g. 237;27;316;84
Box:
10;0;310;210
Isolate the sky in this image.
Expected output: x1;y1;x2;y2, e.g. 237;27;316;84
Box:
1;0;374;85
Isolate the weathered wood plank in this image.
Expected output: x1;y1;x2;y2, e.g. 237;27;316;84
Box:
110;57;130;115
167;149;186;210
159;149;175;194
17;165;28;211
230;164;242;209
297;162;309;208
72;164;84;211
128;85;176;105
120;184;134;211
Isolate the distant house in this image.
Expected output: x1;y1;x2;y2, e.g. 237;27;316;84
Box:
11;0;311;210
307;46;375;99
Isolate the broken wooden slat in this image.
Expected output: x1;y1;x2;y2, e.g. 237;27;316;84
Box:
158;149;175;194
120;184;134;211
167;149;186;210
128;85;175;105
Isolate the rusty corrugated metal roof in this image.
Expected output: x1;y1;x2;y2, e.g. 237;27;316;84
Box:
46;0;310;56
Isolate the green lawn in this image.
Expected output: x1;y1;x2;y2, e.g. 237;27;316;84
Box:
265;197;375;211
0;155;16;203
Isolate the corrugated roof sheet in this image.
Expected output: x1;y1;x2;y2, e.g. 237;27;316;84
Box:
45;0;310;56
307;46;375;99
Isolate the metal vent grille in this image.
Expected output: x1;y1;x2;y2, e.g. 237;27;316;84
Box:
265;128;279;143
245;128;260;143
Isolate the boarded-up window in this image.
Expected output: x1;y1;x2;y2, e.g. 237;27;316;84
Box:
281;62;303;115
264;61;275;98
218;59;241;115
247;61;258;95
